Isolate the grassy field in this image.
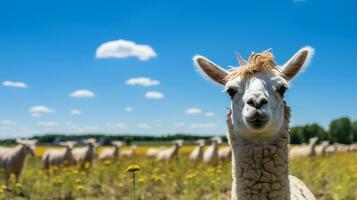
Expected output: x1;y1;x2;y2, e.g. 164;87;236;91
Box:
0;146;356;199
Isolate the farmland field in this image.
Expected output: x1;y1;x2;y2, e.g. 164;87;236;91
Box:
0;146;356;200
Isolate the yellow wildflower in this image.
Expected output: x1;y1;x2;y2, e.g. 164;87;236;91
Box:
127;164;140;172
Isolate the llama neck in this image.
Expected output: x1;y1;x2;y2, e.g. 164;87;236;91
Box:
230;130;290;200
13;145;28;165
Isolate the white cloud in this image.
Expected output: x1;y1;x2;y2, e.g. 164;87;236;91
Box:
32;113;40;118
174;122;186;127
185;108;202;115
38;121;58;127
70;90;95;98
124;107;133;112
71;109;81;115
105;123;128;129
205;112;215;117
126;77;160;87
145;91;164;99
2;81;28;88
138;123;151;129
29;105;55;113
190;123;216;129
0;120;16;126
96;39;157;61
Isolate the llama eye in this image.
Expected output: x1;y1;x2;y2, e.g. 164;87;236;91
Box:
226;88;237;98
276;86;287;97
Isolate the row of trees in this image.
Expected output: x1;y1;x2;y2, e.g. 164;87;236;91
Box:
290;117;357;144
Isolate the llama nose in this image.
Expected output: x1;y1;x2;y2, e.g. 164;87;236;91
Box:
247;97;268;109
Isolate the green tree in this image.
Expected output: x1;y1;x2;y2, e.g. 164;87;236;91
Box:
303;123;327;142
329;117;353;144
352;121;357;142
290;126;304;144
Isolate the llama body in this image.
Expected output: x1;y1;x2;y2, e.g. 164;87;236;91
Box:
289;137;318;158
0;139;37;185
203;137;222;165
121;145;137;158
218;146;232;161
72;139;97;169
194;47;316;199
157;140;183;161
42;141;76;169
98;141;123;161
189;139;205;161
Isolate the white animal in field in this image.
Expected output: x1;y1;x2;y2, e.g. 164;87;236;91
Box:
314;140;329;155
194;46;316;199
189;139;205;161
157;140;184;161
203;136;222;165
289;137;319;159
146;147;164;158
325;143;337;155
72;138;98;169
42;141;76;169
218;146;232;161
0;139;37;185
121;145;137;158
335;143;349;152
98;141;123;161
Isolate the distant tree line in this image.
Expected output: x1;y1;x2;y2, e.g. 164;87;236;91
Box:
290;117;357;144
0;133;215;145
0;117;356;145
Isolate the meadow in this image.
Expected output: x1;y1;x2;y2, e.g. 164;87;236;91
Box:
0;146;356;200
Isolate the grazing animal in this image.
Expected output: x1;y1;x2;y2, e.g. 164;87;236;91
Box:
121;145;137;158
146;147;164;159
72;138;98;169
218;146;232;161
42;141;76;170
289;137;319;159
0;139;37;185
194;47;316;199
189;139;206;161
203;136;222;165
156;140;183;161
98;141;123;161
314;140;330;155
325;143;337;155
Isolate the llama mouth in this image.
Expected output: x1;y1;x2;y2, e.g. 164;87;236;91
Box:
245;113;269;129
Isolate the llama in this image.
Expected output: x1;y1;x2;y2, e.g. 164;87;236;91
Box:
156;140;183;161
72;138;98;169
98;141;123;161
203;136;222;165
194;47;316;199
42;141;76;170
146;147;165;159
218;146;232;161
289;137;319;159
314;140;330;155
0;139;37;185
189;139;205;161
121;145;137;158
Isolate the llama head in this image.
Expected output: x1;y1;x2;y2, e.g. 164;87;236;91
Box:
59;141;76;150
17;139;37;155
194;47;314;143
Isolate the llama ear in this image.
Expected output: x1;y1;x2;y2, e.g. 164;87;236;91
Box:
281;46;314;81
193;55;228;85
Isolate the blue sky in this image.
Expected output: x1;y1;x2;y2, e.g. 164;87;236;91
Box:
0;0;356;138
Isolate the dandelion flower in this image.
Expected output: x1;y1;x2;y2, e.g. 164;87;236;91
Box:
127;164;140;172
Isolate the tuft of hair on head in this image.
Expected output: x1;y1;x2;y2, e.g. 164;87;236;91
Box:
225;49;282;81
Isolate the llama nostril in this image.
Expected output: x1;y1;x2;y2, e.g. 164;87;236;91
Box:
247;99;255;107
